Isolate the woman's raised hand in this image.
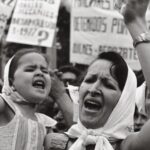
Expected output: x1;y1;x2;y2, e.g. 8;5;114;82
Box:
118;0;150;24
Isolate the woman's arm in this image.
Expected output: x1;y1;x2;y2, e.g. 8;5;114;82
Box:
120;0;150;150
122;0;150;89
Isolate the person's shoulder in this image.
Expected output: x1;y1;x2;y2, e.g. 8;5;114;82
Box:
120;132;143;150
44;132;69;150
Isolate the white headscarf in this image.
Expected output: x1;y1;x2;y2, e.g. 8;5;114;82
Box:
2;56;31;103
66;66;137;150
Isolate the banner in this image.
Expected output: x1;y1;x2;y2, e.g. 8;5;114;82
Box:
70;0;150;70
7;0;61;47
0;1;13;40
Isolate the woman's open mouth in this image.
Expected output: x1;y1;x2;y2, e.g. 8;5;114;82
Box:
84;99;103;112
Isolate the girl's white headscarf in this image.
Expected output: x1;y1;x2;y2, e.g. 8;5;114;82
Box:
66;66;137;150
2;56;29;103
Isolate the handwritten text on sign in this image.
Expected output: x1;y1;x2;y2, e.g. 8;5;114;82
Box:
7;0;60;47
70;0;150;70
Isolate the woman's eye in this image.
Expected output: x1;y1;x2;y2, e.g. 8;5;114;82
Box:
102;78;115;90
105;82;115;89
84;77;95;83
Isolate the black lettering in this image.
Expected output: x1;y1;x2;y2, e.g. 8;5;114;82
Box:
74;0;90;7
98;45;137;60
74;0;110;9
73;43;93;55
90;0;110;9
73;43;82;53
74;17;107;32
111;18;128;34
82;44;93;55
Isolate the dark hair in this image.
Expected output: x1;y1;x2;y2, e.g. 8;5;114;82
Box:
8;48;49;86
59;65;80;77
134;70;145;87
91;51;128;91
58;65;81;86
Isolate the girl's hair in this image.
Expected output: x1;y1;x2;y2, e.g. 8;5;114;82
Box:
8;48;49;86
91;51;128;91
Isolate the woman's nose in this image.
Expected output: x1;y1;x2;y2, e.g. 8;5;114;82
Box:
88;82;102;97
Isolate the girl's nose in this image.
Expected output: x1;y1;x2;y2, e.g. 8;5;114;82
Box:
35;69;44;76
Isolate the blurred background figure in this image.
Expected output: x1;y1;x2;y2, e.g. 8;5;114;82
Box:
58;65;81;86
134;70;150;131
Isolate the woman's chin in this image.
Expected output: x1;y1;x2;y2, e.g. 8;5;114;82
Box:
80;115;103;129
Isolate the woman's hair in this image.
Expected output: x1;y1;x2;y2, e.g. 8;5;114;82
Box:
8;48;49;86
91;51;128;91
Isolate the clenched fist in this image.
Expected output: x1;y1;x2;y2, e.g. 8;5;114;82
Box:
115;0;149;24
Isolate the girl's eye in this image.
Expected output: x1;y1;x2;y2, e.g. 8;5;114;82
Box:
42;69;49;74
25;68;34;72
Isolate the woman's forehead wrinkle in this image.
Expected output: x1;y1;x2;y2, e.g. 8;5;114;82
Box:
88;68;111;78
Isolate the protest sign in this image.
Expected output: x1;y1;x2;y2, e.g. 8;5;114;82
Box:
0;1;13;40
70;0;150;70
7;0;61;47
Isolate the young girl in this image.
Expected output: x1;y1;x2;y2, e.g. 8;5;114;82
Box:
0;48;57;150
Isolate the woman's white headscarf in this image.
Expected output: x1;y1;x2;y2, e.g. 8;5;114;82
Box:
66;66;137;150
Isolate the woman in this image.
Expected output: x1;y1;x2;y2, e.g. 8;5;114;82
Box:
45;1;150;150
45;51;136;150
46;0;150;150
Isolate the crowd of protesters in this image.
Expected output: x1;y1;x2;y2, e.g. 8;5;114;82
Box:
1;0;150;150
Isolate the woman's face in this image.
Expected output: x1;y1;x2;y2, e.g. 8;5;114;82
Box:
12;52;51;104
79;59;122;129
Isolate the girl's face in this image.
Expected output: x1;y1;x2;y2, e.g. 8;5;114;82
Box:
79;59;122;129
12;52;51;104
